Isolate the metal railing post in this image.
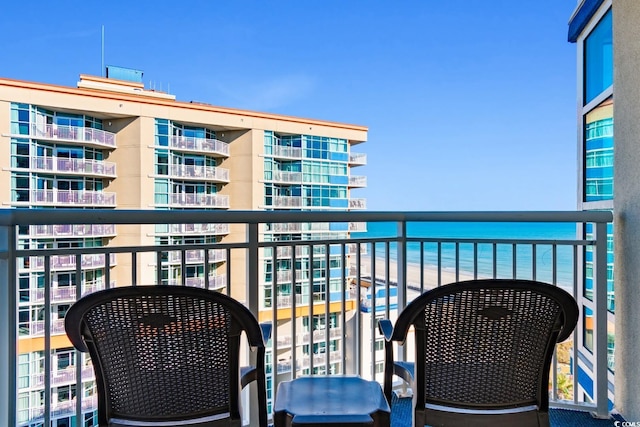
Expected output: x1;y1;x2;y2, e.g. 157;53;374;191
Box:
593;221;610;418
0;224;17;426
396;220;407;364
246;222;261;426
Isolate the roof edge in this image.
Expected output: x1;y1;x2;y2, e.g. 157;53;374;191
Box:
0;76;368;133
568;0;607;43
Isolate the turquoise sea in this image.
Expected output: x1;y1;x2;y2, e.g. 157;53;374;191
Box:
352;222;579;287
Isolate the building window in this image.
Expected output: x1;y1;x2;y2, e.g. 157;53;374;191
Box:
11;173;30;202
584;98;613;202
583;306;594;353
584;9;613;104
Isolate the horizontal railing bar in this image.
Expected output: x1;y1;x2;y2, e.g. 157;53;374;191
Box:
407;237;594;245
12;236;596;258
14;242;250;257
0;209;613;226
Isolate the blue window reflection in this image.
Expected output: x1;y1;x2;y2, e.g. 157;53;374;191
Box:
584;9;612;104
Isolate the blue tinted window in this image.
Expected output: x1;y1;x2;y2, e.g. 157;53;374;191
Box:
584;10;613;104
584;99;613;202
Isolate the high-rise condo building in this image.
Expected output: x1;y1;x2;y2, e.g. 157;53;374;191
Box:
569;1;640;420
568;0;615;410
0;68;367;426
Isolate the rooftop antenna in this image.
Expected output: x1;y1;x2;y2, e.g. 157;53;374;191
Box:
101;25;105;77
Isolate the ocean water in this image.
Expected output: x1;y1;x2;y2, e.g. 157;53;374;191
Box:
352;222;579;287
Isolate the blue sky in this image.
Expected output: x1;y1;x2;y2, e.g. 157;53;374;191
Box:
0;1;578;211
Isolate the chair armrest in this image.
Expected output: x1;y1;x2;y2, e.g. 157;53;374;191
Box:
240;366;257;389
259;322;272;347
377;318;396;404
241;324;270;393
378;319;394;341
394;361;415;383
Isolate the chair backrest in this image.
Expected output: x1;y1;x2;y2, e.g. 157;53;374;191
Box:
65;285;266;426
391;279;578;412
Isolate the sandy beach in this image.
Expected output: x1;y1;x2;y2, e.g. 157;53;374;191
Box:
357;254;475;291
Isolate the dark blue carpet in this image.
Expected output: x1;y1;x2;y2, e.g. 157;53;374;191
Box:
390;394;625;427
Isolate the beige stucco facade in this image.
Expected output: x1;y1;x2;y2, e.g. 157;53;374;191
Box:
0;72;367;344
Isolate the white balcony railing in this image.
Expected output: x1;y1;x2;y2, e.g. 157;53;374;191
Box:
24;190;116;207
271;196;303;208
168;164;230;182
29;223;116;238
26;283;108;304
272;146;303;159
266;222;366;233
349;222;367;232
30;157;117;177
169;136;229;156
156;223;230;236
165;248;226;264
27;395;98;424
349;198;366;209
349;152;367;165
29;365;95;388
30;124;116;148
272;171;303;183
166;274;226;289
349;176;367;187
24;253;117;272
169;193;229;208
0;209;614;426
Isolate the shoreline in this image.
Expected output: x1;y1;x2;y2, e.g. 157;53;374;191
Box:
356;254;574;293
357;254;475;290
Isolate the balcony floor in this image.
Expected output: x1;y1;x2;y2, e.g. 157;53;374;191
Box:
390;395;624;427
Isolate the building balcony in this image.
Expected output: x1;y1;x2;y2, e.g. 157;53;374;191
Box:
23;319;66;337
155;223;230;236
29;124;116;149
169;135;229;157
14;189;116;207
166;274;226;289
23;253;117;272
301;327;343;344
164;248;226;264
349;175;367;188
264;243;363;260
271;196;303;208
168;193;229;208
349;198;367;209
273;329;343;349
271;145;303;159
349;152;367;166
271;171;303;183
275;269;306;283
28;223;116;238
349;222;367;232
266;222;363;233
167;164;230;182
28;156;117;178
299;350;342;369
28;365;95;389
266;222;329;233
0;209;619;426
24;282;109;304
274;293;304;308
23;395;98;426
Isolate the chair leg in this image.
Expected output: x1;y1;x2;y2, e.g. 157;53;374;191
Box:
257;375;268;427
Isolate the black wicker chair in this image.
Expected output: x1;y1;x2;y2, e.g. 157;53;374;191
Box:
378;279;579;427
65;285;271;427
